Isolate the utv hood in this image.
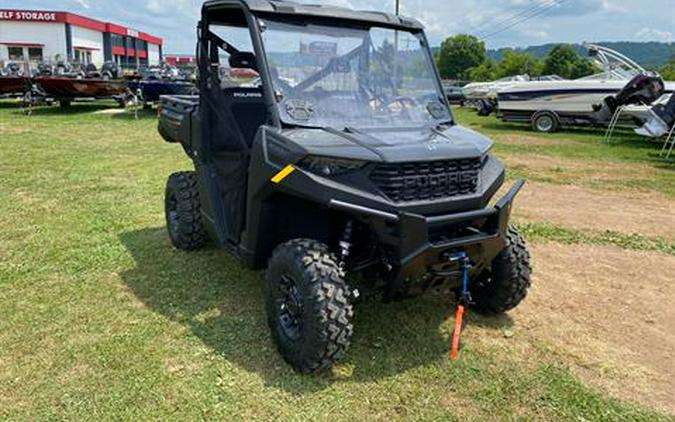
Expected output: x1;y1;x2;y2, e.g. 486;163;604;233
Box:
281;124;494;162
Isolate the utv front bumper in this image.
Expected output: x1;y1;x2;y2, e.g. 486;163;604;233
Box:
329;180;525;298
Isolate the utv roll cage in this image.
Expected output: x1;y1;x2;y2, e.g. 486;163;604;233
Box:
197;0;443;129
194;0;455;256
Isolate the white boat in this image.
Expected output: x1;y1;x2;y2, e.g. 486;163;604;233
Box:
462;74;563;115
495;44;675;132
463;75;529;103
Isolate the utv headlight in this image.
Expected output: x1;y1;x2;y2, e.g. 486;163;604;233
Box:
299;156;366;177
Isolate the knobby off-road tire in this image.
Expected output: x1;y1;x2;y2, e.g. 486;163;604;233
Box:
165;171;208;251
266;239;354;373
473;227;532;314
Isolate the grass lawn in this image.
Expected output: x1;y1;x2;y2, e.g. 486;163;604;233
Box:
0;101;673;420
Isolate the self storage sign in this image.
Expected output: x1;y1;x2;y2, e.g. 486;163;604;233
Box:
0;10;60;22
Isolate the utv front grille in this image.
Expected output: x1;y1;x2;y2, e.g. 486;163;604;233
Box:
370;158;481;202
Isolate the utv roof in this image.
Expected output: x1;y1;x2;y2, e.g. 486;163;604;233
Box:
202;0;424;30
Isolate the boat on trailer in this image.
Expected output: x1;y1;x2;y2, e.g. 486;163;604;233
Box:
495;44;675;132
127;64;196;107
31;62;128;107
0;62;30;97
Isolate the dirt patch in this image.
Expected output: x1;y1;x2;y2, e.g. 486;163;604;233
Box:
471;243;675;414
0;125;32;135
495;134;580;147
502;154;660;183
512;182;675;241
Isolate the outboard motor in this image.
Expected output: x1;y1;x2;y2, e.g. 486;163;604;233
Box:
5;62;23;76
100;61;120;80
55;61;72;76
37;62;54;76
84;63;100;78
476;99;496;116
604;72;665;113
71;62;87;78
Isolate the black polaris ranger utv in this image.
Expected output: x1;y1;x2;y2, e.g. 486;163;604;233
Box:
158;0;531;373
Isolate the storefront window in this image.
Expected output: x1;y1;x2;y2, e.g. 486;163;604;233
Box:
112;34;124;48
75;50;93;63
28;47;43;61
8;46;24;60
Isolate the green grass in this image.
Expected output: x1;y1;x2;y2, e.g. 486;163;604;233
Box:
516;223;675;255
452;107;675;197
454;107;675;164
0;101;673;420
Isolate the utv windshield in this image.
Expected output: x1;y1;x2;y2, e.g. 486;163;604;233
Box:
260;19;451;129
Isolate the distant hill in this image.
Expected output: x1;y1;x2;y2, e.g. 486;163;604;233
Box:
486;41;674;68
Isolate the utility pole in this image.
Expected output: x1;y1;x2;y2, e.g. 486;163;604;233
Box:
393;0;400;94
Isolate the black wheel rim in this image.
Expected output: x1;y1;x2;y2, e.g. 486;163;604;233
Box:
167;193;179;236
277;274;303;341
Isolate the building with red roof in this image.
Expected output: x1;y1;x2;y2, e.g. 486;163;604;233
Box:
0;9;163;68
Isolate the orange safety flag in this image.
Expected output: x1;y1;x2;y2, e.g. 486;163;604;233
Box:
450;304;465;360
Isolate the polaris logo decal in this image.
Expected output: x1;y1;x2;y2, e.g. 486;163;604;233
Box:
402;173;474;190
233;92;263;98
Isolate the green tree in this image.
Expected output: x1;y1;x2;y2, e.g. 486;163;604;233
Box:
468;60;496;81
658;56;675;80
436;34;486;80
542;45;595;79
494;50;541;78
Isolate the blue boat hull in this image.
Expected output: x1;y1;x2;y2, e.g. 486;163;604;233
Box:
128;80;195;102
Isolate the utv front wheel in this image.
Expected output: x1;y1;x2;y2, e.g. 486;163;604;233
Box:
473;227;532;314
165;171;207;250
266;239;354;373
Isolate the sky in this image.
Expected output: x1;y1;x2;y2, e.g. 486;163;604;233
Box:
2;0;673;54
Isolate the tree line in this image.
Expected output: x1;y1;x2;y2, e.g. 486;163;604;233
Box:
436;34;675;82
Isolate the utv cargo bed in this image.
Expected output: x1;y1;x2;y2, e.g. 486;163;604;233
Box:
158;95;199;146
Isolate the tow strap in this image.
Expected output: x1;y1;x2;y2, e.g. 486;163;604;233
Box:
449;252;472;361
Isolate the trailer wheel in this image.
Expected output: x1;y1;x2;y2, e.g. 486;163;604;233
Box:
59;100;71;108
532;111;559;133
472;227;532;314
165;171;208;250
266;239;354;373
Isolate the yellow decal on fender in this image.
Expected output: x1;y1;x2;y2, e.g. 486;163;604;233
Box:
271;165;296;184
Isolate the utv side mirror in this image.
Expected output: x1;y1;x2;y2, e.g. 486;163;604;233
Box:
229;52;257;71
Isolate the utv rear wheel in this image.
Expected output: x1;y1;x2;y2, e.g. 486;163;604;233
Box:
473;227;532;314
266;239;354;373
165;171;207;250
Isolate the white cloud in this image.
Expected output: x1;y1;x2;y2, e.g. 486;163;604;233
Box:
3;0;674;52
636;28;674;43
601;0;629;13
145;0;165;14
72;0;90;9
522;28;549;39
